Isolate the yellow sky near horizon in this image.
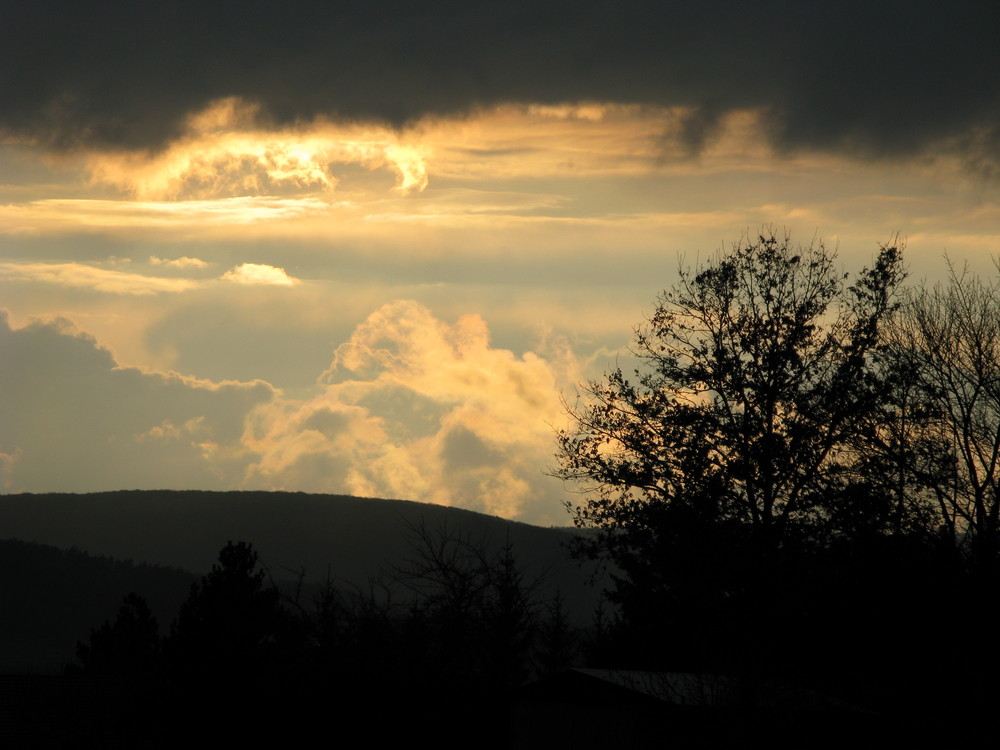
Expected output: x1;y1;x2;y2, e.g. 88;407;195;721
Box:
3;97;1000;523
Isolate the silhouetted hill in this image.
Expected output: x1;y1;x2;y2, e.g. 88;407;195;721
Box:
0;491;605;639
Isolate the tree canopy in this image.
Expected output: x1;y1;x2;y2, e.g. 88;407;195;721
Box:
555;231;906;556
886;261;1000;573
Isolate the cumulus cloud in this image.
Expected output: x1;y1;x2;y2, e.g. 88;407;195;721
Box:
0;312;275;492
221;263;299;286
243;301;575;522
2;1;998;173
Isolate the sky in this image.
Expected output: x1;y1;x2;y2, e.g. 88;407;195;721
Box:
2;1;999;525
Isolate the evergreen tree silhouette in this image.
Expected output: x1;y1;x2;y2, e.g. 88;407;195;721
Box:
72;592;160;678
165;541;292;741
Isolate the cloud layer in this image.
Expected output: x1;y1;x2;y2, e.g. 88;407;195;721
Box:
2;1;998;172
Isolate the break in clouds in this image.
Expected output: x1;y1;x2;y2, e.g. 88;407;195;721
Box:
0;303;577;524
2;1;999;174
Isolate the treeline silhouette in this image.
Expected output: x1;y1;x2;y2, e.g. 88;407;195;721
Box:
63;526;980;747
0;539;194;673
68;531;579;748
0;489;597;621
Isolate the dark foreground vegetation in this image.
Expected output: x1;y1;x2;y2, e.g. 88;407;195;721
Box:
57;534;578;749
550;232;1000;746
9;231;1000;747
0;539;194;673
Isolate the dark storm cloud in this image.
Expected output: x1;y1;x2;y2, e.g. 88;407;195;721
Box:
2;1;998;163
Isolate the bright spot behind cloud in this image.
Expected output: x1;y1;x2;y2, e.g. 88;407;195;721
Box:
70;99;780;208
222;263;299;286
84;97;429;199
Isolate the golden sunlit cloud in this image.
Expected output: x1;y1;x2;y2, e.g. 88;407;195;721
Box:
0;196;331;233
9;98;980;246
221;263;299;286
84;97;429;200
0;258;301;296
417;103;782;181
243;300;574;520
11;100;781;211
0;262;202;295
150;255;209;269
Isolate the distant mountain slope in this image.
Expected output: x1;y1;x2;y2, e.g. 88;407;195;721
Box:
0;490;606;622
0;538;195;673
